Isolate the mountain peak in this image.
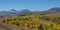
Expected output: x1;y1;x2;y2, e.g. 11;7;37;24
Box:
48;7;60;12
10;9;16;11
21;9;30;12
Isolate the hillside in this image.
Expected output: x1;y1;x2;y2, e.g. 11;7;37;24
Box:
0;7;60;30
0;15;60;30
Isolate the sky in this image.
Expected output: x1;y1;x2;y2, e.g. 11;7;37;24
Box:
0;0;60;11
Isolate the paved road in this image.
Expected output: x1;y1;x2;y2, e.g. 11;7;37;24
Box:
0;23;14;30
0;19;14;30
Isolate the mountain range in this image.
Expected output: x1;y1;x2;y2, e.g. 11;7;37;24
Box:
0;9;31;17
0;7;60;17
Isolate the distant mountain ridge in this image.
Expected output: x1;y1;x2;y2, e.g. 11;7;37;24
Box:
30;7;60;15
0;7;60;17
0;9;31;17
48;7;60;12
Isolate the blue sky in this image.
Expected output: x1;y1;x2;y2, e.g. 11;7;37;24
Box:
0;0;60;11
